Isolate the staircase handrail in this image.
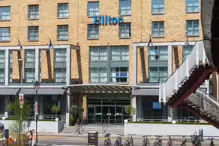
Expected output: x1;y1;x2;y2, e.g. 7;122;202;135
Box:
195;90;219;108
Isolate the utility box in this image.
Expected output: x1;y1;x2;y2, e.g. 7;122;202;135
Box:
88;131;98;146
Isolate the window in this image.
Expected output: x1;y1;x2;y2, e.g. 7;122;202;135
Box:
0;27;10;41
187;0;199;13
9;50;13;83
0;69;4;83
90;47;107;61
25;50;35;62
25;68;35;83
111;67;129;83
0;51;4;63
57;25;68;40
119;23;131;38
0;6;11;21
54;68;66;83
28;26;39;41
183;45;193;60
120;0;132;16
187;20;199;36
88;2;99;17
111;46;129;61
149;67;167;82
152;0;164;14
90;67;107;83
54;48;66;62
88;24;99;39
58;3;69;18
28;5;39;20
152;22;164;37
149;46;168;60
0;51;5;83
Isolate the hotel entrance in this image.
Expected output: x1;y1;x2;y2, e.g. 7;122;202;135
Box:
87;94;130;124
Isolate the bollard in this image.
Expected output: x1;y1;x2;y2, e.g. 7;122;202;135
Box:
199;128;204;142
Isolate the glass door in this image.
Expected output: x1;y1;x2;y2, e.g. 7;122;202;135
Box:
115;105;123;124
94;106;102;124
102;106;115;124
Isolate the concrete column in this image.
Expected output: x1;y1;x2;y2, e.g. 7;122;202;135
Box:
167;45;173;121
66;46;71;85
133;45;138;85
5;49;9;85
4;96;9;118
131;96;137;122
82;95;87;120
35;48;39;81
66;89;71;126
39;96;44;120
136;96;142;121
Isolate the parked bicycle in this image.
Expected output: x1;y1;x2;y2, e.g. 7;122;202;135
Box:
104;133;111;146
153;136;162;146
190;133;201;146
180;136;188;146
209;137;215;146
124;134;135;146
166;136;173;146
114;134;123;146
142;135;150;146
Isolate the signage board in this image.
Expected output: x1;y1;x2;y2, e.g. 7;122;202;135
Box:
94;15;124;25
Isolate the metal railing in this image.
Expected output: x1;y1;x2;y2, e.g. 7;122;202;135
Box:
160;41;208;103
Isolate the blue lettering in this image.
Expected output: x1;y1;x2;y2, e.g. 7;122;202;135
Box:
111;17;117;25
98;16;101;25
94;16;97;25
94;15;124;25
106;16;111;25
101;16;104;25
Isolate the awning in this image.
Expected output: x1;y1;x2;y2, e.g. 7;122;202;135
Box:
0;88;19;95
21;88;65;95
132;88;159;96
64;84;132;94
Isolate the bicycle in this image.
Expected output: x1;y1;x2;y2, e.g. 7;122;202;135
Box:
209;137;215;146
142;135;150;146
124;134;135;146
180;136;188;146
166;136;173;146
190;133;201;146
153;136;162;146
114;134;123;146
104;133;111;146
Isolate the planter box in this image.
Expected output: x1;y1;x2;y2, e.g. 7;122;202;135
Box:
0;120;65;133
124;123;219;136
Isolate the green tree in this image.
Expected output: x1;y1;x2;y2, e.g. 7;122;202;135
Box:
125;105;136;120
8;96;31;145
51;104;61;118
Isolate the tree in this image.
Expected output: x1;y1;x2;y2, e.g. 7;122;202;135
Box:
70;105;78;125
8;96;31;145
51;104;61;119
125;105;136;121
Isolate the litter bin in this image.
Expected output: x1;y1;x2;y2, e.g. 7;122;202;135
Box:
88;131;98;146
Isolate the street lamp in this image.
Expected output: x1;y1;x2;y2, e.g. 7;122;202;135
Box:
34;80;40;144
18;58;23;145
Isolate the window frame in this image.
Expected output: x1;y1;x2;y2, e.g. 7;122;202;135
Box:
119;0;132;16
87;24;99;40
54;68;66;83
57;25;69;41
25;68;35;83
0;27;10;42
119;23;132;39
149;66;168;83
25;49;35;63
149;46;168;61
186;0;200;13
28;5;40;20
90;47;108;62
186;20;200;37
0;6;11;21
54;48;67;63
183;45;194;60
28;26;39;42
111;46;129;61
152;0;165;15
87;1;100;17
90;67;108;83
152;21;165;37
57;3;69;19
110;67;129;83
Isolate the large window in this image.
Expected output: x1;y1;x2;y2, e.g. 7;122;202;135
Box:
149;46;168;61
88;2;99;17
54;68;66;83
111;46;129;61
90;47;107;61
88;24;99;39
58;3;69;18
183;45;193;60
9;50;13;83
54;48;66;62
57;25;68;40
152;21;164;37
25;50;35;83
119;23;131;38
54;48;66;83
187;20;199;36
25;68;35;83
0;51;5;83
149;67;168;82
28;26;39;41
152;0;164;14
0;27;10;42
25;49;35;63
28;5;39;20
187;0;199;13
0;6;11;21
90;67;107;83
120;0;132;16
111;67;129;83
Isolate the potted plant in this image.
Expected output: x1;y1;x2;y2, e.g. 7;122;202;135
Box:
51;104;61;121
71;105;78;125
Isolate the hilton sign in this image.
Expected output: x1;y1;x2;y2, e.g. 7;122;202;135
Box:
94;15;124;25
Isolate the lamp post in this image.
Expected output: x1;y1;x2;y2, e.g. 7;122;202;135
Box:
34;80;40;144
18;58;23;145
